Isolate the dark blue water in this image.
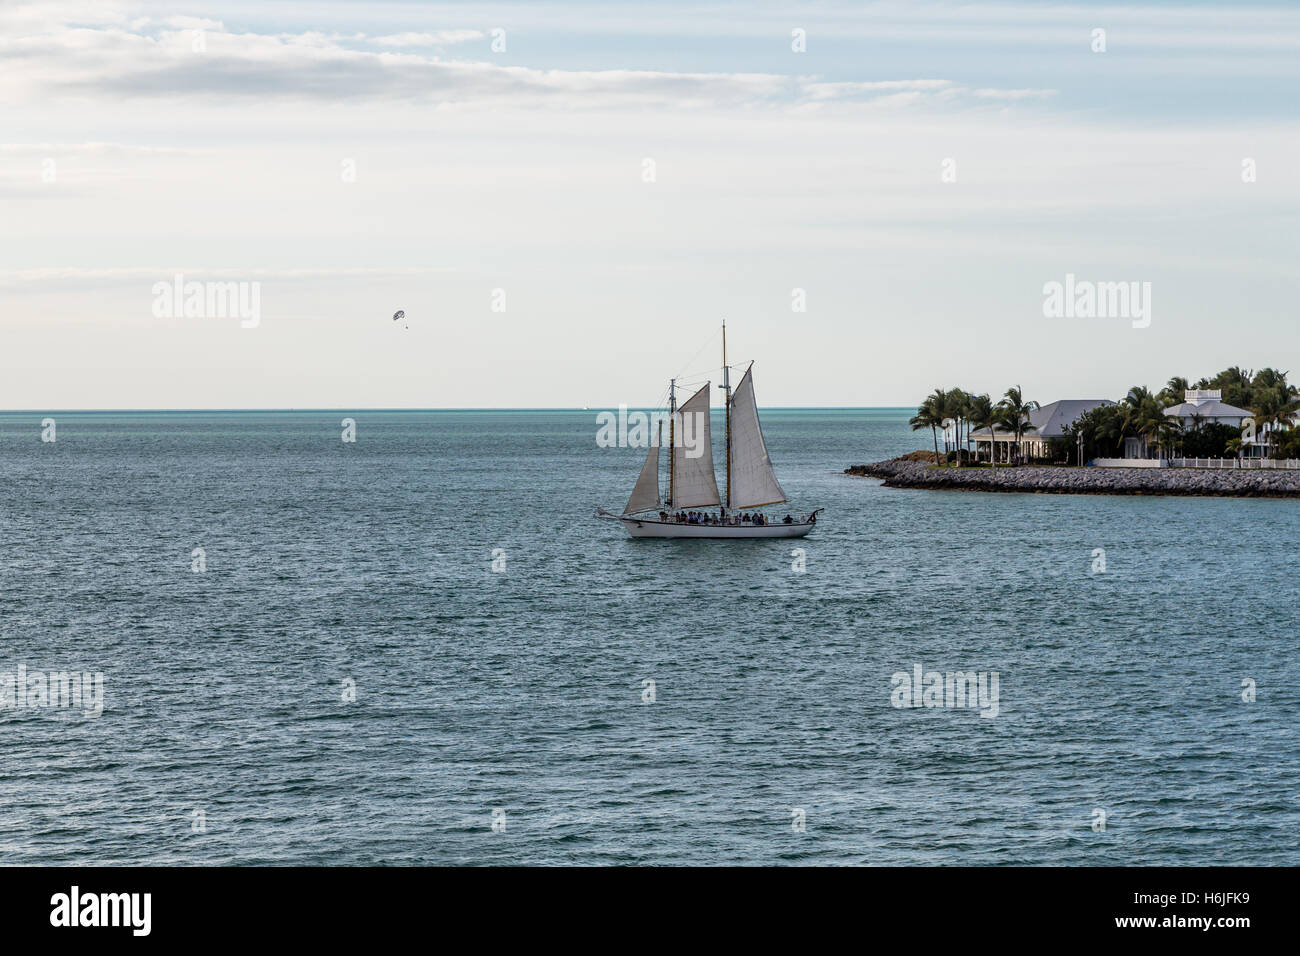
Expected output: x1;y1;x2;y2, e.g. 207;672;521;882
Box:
1;409;1296;864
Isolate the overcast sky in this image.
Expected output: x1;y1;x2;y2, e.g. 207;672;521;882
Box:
2;1;1297;409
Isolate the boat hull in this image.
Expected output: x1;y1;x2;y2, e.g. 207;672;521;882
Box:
619;517;815;539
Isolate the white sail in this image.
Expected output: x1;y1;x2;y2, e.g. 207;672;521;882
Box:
624;440;660;514
671;383;721;508
727;366;787;508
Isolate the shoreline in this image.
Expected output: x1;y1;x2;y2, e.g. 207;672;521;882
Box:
845;457;1300;499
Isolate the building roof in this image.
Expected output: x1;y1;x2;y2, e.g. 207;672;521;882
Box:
970;399;1116;440
1163;400;1252;419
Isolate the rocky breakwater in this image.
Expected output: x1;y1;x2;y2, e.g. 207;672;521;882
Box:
845;457;1300;498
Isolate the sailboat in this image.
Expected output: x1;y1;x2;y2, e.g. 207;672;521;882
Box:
597;324;822;539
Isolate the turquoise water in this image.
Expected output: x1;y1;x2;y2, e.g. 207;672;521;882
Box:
0;409;1296;864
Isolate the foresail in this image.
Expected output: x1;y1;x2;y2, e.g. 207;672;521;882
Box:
624;441;660;514
671;383;721;508
728;366;787;508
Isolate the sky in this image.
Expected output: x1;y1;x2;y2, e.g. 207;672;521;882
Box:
2;1;1298;409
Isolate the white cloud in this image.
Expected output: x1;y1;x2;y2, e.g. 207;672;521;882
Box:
368;31;483;47
0;18;1056;110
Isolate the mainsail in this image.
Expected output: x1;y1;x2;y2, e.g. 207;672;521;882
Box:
624;440;660;514
671;383;721;508
727;365;787;508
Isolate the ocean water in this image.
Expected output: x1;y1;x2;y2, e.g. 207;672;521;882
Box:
1;408;1296;866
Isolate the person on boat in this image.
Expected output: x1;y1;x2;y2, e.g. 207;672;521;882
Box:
783;514;793;524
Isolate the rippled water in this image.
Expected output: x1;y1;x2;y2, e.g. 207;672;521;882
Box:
1;409;1296;865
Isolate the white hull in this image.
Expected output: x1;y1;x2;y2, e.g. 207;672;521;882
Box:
618;516;815;539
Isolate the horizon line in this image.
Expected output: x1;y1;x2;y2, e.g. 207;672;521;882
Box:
0;406;917;413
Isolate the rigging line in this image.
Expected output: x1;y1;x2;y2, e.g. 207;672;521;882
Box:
677;367;723;382
670;328;722;385
674;380;710;395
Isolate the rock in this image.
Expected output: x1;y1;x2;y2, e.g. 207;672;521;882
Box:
844;456;1300;498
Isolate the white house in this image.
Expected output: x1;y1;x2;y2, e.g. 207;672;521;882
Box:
1112;388;1290;459
1124;389;1258;458
971;399;1115;462
1161;389;1252;427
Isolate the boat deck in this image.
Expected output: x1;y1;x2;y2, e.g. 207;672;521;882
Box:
619;515;817;538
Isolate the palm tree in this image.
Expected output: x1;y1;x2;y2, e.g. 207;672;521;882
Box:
1249;386;1300;458
993;404;1019;464
1251;367;1292;393
1158;376;1189;407
926;387;949;459
1276;426;1300;460
1081;404;1125;460
1248;371;1300;457
1208;366;1254;409
1124;385;1154;408
1154;415;1184;459
945;388;971;465
1120;386;1161;457
909;395;945;466
999;385;1039;464
966;393;996;466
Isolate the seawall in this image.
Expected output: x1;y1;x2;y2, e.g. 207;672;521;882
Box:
845;458;1300;498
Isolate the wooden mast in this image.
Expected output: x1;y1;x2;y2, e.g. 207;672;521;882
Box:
722;321;731;510
656;419;663;508
668;378;676;508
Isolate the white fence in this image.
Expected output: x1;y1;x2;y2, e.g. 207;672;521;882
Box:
1092;458;1165;468
1169;457;1300;470
1092;457;1300;469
